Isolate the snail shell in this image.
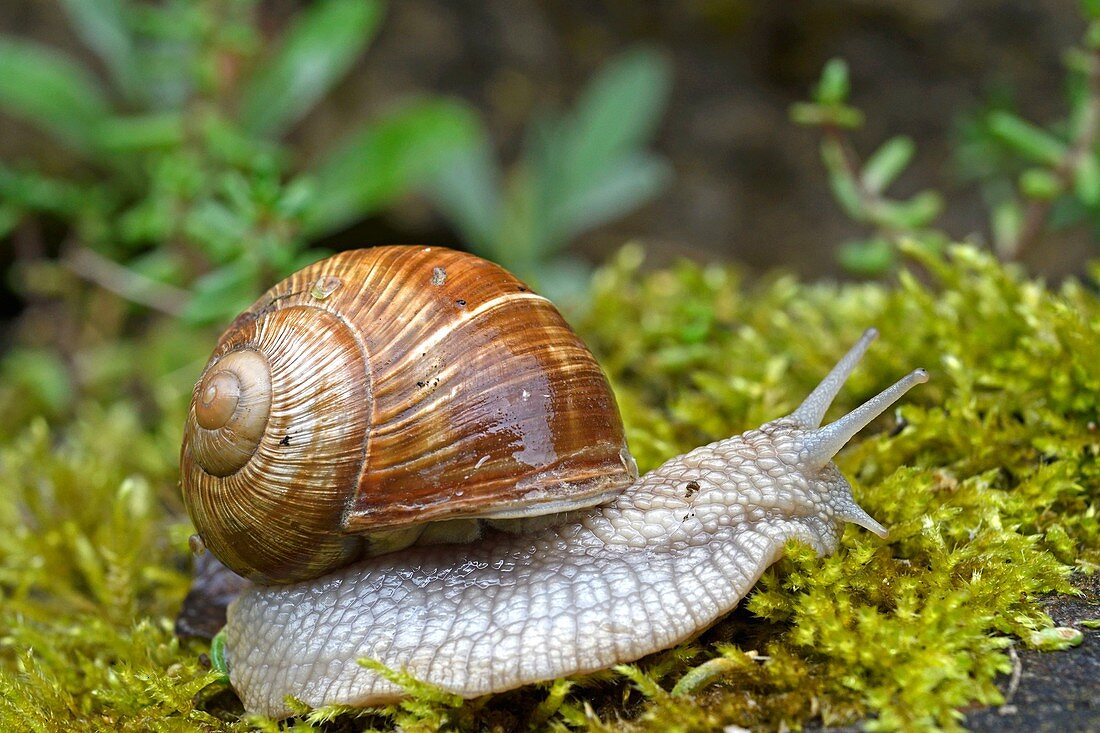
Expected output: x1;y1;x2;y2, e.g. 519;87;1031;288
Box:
180;246;637;584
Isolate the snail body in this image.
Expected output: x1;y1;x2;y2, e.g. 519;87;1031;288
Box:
180;247;927;718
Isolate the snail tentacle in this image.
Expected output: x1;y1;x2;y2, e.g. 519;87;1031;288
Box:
788;327;878;428
800;367;928;470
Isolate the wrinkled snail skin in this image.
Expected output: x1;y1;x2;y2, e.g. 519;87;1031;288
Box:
224;329;927;718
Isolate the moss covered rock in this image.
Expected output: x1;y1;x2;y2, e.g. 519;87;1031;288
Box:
0;244;1096;731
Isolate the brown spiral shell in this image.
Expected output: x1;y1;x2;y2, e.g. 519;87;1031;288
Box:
180;246;636;584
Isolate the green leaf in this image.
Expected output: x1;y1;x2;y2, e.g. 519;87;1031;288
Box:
549;152;671;247
239;0;384;137
873;190;943;229
1088;19;1100;51
821;138;864;219
987;111;1066;165
837;237;895;275
93;113;185;153
559;47;672;192
357;658;463;706
1019;168;1062;200
789;101;864;129
302;98;480;234
493;167;540;267
209;629;229;682
58;0;138;100
0;37;109;153
527;679;574;729
183;200;251;261
1074;154;1100;205
815;58;850;105
0;165;90;217
0;204;19;239
0;348;74;415
276;176;318;219
428;134;502;251
183;260;260;325
992;198;1023;257
529;255;594;308
789;101;825;126
198;113;285;172
509;47;671;261
861;136;915;194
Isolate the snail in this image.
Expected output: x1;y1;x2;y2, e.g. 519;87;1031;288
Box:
180;245;927;718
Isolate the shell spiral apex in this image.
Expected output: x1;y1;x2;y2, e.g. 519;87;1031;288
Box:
181;304;371;584
190;350;272;476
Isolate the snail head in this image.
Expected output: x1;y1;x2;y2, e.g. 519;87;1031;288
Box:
745;329;927;542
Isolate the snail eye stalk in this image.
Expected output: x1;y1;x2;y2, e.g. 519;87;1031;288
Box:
801;368;928;471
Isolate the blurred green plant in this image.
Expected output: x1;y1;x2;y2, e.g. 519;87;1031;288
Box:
0;3;675;418
429;46;672;300
790;58;948;275
956;5;1100;260
0;0;478;423
792;1;1100;273
0;0;478;330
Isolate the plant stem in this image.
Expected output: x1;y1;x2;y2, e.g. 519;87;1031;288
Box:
62;244;191;317
821;124;905;243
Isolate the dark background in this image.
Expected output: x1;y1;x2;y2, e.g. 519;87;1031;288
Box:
0;0;1087;281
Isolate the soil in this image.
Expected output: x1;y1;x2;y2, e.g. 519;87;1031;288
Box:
817;573;1100;732
965;573;1100;733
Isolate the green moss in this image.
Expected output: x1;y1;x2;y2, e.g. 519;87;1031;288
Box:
1;244;1097;731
